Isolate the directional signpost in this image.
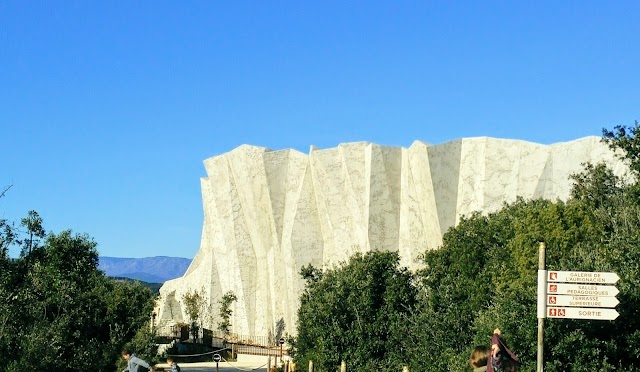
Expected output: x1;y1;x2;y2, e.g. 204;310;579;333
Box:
546;294;619;308
547;307;619;320
536;242;622;372
544;272;620;321
548;270;620;284
546;270;620;321
547;283;619;297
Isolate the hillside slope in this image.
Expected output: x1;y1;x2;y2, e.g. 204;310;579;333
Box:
99;256;191;283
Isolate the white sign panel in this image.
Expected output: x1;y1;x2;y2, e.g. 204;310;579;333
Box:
547;307;619;320
547;295;619;308
548;271;619;284
547;283;619;297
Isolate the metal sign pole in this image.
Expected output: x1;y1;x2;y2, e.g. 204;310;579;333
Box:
278;337;285;367
213;353;221;372
537;242;546;372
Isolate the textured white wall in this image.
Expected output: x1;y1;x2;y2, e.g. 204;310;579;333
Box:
157;136;628;337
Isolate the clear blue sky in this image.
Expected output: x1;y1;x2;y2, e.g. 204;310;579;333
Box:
1;1;638;259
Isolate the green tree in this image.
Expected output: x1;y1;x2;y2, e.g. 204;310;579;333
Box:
405;207;516;371
603;119;640;176
407;158;640;371
293;251;418;371
0;212;157;371
0;185;12;259
101;278;157;368
117;323;159;370
182;287;207;342
218;291;237;337
18;210;45;258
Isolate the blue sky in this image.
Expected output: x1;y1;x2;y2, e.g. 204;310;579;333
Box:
1;1;638;259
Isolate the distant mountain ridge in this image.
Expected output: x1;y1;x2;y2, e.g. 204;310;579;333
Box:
99;256;191;283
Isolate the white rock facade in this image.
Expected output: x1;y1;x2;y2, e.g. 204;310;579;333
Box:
157;136;627;337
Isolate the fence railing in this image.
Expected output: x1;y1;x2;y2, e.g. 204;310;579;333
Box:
154;325;288;356
234;343;284;357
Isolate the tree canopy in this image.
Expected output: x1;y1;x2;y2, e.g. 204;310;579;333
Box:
293;251;418;371
0;211;157;371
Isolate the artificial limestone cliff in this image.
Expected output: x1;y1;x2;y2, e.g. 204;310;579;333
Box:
156;136;628;337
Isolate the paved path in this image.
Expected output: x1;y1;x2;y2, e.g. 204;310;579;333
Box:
156;355;275;372
158;362;268;371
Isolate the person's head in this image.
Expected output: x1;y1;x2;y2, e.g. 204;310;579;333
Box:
167;357;175;365
469;345;490;368
121;349;132;361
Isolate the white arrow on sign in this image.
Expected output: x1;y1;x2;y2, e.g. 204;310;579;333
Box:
547;295;619;308
548;270;619;284
547;307;619;320
547;283;619;297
